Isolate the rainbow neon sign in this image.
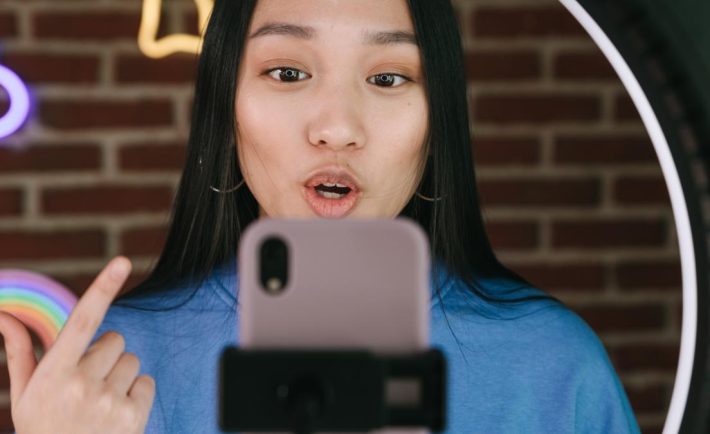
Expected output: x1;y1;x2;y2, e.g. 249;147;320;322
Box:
0;270;77;350
0;64;30;140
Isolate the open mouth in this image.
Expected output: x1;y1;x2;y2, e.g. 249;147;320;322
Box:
303;171;361;218
313;183;353;199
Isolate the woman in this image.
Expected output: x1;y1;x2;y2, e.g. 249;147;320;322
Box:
0;0;640;433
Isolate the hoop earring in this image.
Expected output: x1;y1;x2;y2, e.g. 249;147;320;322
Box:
415;191;444;202
210;179;245;194
199;156;246;193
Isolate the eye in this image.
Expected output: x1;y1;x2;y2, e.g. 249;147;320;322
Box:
367;73;410;88
265;67;310;82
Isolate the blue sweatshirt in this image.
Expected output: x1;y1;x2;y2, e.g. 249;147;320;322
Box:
92;264;640;433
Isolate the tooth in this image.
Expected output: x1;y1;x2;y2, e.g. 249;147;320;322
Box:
317;190;344;199
322;182;336;187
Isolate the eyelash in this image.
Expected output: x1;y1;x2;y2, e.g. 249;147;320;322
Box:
263;67;412;88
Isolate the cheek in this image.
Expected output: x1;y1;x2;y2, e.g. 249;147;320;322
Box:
236;92;282;197
374;97;428;173
363;98;427;215
237;91;293;173
236;90;310;216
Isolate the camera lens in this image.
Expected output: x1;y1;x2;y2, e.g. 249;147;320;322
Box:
259;236;289;295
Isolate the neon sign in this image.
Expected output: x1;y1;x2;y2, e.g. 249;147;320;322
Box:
0;64;30;140
0;270;77;351
139;0;214;58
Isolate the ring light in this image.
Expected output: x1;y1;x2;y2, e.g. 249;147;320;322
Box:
560;1;710;432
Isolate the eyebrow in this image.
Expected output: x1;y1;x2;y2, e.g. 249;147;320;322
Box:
364;30;418;46
249;22;418;46
250;23;315;39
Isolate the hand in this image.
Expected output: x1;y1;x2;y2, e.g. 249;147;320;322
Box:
0;257;155;434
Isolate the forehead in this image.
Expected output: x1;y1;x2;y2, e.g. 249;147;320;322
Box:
250;0;416;33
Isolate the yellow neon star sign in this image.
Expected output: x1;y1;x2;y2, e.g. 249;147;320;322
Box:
138;0;214;58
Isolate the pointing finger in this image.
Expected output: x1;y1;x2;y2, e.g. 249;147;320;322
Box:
44;257;131;368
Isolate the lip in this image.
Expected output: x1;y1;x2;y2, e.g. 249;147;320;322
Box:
302;167;362;218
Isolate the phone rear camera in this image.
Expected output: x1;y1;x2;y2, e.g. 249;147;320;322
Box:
259;236;289;295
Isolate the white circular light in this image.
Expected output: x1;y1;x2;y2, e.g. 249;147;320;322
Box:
558;2;697;433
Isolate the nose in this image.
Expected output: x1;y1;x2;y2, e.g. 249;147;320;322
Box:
306;82;366;151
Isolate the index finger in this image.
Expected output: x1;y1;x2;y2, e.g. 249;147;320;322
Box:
45;256;131;367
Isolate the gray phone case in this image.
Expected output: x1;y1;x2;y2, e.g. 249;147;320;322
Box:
238;218;430;434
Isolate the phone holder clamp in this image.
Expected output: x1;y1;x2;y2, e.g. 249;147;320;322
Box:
219;348;446;434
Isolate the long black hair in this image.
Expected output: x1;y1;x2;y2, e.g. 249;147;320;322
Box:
116;0;548;310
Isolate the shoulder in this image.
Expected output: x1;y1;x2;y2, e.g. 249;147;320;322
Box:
437;274;608;363
434;275;639;432
91;268;236;347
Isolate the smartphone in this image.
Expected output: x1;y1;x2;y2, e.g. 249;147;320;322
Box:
238;218;431;434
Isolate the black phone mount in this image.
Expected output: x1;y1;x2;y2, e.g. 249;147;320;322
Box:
219;348;446;434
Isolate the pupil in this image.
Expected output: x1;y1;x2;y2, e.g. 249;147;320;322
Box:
376;74;394;86
281;69;298;81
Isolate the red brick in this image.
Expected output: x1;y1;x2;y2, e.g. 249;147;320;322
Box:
0;189;22;216
0;230;105;260
638;423;663;434
183;9;206;36
473;136;541;166
511;262;605;291
40;99;173;130
479;177;600;207
574;303;666;333
0;91;8;116
0;407;11;431
624;382;669;413
0;362;8;389
485;220;538;250
610;342;679;372
116;55;198;84
613;176;669;205
2;52;100;84
616;260;681;290
471;7;587;38
551;218;667;249
54;272;97;296
0;89;8;116
184;9;198;32
0;144;101;173
675;302;683;330
33;12;140;40
120;226;168;256
553;51;617;80
614;94;641;121
474;94;601;124
465;50;541;81
119;141;186;171
0;12;18;38
42;186;174;215
554;134;656;164
122;270;151;296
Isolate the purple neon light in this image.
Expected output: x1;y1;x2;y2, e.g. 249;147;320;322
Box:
0;64;30;140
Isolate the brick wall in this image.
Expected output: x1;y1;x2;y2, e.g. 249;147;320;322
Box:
0;0;682;432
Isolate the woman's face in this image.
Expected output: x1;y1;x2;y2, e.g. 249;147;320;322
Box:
235;0;429;219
